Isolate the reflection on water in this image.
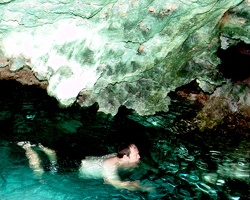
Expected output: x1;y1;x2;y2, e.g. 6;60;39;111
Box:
151;138;249;199
0;81;249;199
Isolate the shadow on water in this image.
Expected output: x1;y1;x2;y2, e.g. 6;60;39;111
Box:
0;80;249;199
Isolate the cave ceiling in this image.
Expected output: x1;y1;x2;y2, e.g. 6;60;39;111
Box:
0;0;249;120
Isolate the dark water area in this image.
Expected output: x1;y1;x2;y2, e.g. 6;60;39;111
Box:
0;80;249;200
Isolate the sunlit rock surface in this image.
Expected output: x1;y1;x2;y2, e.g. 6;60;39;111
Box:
0;0;249;116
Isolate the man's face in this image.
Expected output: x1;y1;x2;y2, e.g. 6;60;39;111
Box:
128;145;140;164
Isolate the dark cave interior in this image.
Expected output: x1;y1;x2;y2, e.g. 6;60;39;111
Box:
217;41;250;82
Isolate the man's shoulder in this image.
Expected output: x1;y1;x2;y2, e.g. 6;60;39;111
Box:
103;155;118;168
102;153;117;159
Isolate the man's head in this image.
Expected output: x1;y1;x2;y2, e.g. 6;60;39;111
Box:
117;143;140;165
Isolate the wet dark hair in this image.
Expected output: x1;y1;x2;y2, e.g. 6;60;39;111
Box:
117;143;134;158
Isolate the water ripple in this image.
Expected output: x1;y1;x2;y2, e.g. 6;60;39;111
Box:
174;185;193;199
195;182;217;197
195;160;208;170
178;173;199;184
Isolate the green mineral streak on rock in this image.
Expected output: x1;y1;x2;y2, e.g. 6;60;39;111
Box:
0;0;13;4
220;0;250;44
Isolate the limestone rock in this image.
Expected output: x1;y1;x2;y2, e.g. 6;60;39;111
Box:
0;0;248;116
196;81;250;130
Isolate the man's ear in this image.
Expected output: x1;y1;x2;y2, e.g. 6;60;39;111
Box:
123;155;129;161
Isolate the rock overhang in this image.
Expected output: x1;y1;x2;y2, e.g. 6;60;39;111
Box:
0;0;249;117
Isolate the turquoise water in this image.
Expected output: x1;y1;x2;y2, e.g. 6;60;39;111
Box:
0;141;155;200
0;81;249;199
0;134;249;200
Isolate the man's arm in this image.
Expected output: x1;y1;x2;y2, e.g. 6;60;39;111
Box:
102;164;142;191
102;157;154;192
104;179;148;191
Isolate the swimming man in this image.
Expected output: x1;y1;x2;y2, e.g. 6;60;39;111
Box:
17;141;152;191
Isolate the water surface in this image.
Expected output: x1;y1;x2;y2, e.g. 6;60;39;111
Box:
0;81;249;199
